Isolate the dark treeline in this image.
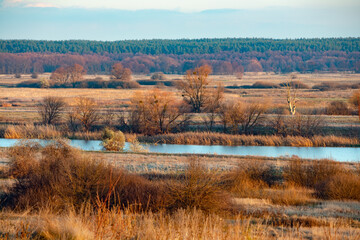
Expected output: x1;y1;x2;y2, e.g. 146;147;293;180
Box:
1;38;359;54
0;38;359;74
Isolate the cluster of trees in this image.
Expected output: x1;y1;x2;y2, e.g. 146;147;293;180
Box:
1;39;359;74
50;64;86;86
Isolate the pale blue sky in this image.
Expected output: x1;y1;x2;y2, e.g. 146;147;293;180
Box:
0;0;359;40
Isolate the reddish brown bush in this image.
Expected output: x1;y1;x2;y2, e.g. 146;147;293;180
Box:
326;101;350;115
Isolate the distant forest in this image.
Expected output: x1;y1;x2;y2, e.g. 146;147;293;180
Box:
0;38;359;74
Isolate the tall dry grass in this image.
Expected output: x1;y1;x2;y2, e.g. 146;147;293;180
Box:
136;132;360;147
4;124;61;139
2;207;359;240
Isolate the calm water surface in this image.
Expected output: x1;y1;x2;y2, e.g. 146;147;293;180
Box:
1;138;359;162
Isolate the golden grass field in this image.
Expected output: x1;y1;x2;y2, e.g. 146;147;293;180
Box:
0;72;359;125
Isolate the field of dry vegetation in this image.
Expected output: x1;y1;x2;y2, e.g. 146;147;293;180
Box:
0;72;359;147
0;141;359;239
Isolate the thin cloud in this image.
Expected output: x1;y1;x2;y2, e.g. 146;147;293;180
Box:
25;3;58;7
2;0;360;12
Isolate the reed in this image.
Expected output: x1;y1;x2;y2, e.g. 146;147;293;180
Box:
136;132;360;147
4;124;61;139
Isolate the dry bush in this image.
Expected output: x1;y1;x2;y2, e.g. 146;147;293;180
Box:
101;129;125;151
280;80;310;89
223;161;280;196
261;185;314;206
312;82;358;91
350;89;360;121
286;115;324;137
151;72;166;80
4;140;164;212
164;159;231;213
8;140;41;178
283;159;343;189
314;172;360;200
326;101;350;115
252;81;280;88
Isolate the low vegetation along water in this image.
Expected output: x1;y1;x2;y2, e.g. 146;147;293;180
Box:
1;138;359;162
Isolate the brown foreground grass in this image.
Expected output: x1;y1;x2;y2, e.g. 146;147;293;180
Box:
0;141;359;239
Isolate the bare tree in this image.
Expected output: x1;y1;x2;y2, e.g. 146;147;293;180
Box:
177;64;214;113
219;100;267;134
50;64;86;86
285;74;298;115
241;102;268;134
219;100;244;133
111;63;132;81
202;84;224;131
130;89;185;135
38;97;66;125
70;97;100;131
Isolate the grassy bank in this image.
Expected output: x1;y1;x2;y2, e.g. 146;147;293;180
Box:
2;124;359;147
137;132;360;147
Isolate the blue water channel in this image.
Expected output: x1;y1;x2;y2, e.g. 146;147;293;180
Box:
0;138;359;162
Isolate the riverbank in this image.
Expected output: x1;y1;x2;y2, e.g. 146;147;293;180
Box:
2;124;360;147
136;132;360;147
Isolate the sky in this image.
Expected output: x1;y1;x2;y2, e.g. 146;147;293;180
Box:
0;0;359;40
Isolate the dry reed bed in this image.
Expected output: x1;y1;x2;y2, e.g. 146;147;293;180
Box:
4;124;359;147
1;141;360;239
137;132;360;147
1;208;359;240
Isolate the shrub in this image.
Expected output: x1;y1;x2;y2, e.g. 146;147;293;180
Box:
223;161;280;196
326;101;350;115
4;140;164;211
101;129;125;151
16;80;41;88
31;72;38;79
107;80;141;89
312;82;355;91
315;172;360;200
8;140;41;178
137;80;174;86
164;159;231;213
40;78;50;88
283;159;343;188
14;73;21;78
251;81;280;88
279;81;310;89
151;72;166;80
